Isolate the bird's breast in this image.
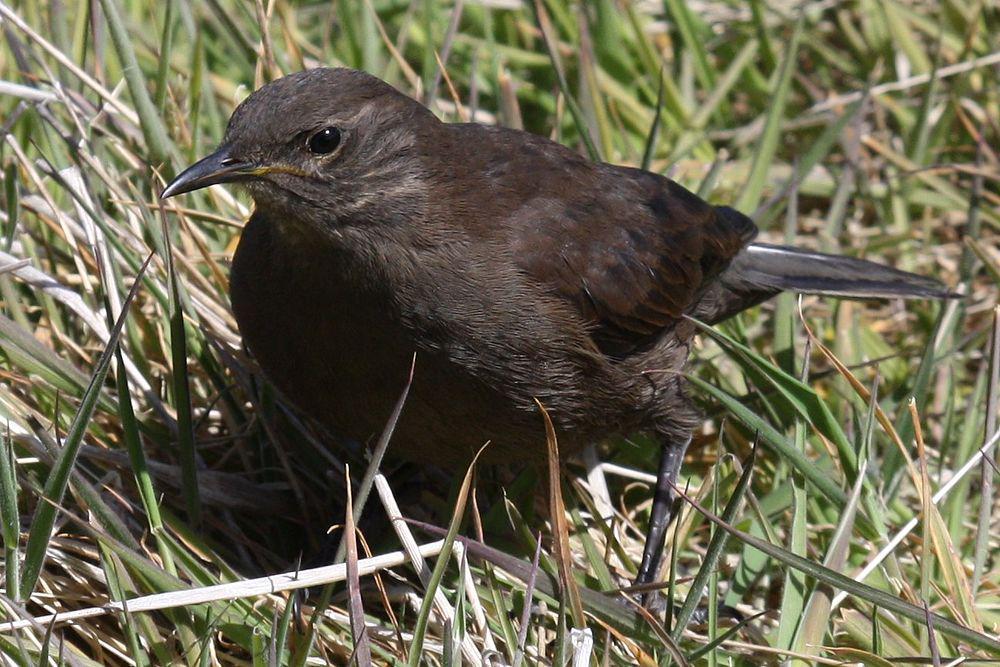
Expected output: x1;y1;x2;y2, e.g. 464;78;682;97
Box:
230;213;418;444
226;211;660;463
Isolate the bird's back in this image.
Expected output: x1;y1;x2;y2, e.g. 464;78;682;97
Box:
429;123;758;357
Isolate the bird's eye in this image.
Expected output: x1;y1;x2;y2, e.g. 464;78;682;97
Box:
307;127;341;155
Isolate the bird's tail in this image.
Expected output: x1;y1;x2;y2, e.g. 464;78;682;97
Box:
723;242;956;300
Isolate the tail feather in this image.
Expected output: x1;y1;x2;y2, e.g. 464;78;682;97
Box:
724;242;956;300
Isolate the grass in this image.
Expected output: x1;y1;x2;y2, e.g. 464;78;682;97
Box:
0;0;999;664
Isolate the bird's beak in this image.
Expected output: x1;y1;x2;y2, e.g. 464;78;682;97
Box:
160;147;255;199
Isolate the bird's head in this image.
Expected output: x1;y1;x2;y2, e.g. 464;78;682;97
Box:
162;68;437;228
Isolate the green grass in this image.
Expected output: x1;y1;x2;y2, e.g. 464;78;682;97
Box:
1;0;999;664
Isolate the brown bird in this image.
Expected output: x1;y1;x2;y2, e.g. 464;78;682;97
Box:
162;67;952;588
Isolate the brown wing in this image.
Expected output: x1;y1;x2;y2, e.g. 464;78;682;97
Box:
512;165;757;357
435;123;757;357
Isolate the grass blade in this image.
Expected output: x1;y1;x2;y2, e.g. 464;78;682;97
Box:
0;431;20;600
671;446;754;639
343;464;372;666
972;306;1000;594
735;13;803;214
793;459;866;656
512;535;542;667
154;0;177;111
537;399;585;629
640;70;664;172
671;482;1000;656
685;375;848;509
691;319;858;481
406;443;488;665
531;0;601;161
19;253;152;599
164;215;201;528
96;0;173;166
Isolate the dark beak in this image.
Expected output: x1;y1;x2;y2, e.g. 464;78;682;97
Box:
160;147;255;199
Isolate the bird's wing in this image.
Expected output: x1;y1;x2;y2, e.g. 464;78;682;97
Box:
512;168;756;357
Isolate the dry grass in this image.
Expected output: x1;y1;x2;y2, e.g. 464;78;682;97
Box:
0;0;998;664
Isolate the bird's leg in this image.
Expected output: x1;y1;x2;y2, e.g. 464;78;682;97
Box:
635;434;691;589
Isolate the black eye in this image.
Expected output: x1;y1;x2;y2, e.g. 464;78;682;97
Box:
307;127;341;154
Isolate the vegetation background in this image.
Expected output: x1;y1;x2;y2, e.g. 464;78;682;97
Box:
0;0;997;664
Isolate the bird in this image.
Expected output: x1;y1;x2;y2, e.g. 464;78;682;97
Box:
161;67;953;591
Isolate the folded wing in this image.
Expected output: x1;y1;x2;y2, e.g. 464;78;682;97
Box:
512;170;757;357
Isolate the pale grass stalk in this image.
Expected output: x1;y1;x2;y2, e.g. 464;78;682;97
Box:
793;461;867;660
452;541;498;654
598;462;658;484
972;305;1000;595
61;167;110;304
0;540;445;633
374;473;484;664
707;638;843;665
582;444;614;521
830;427;1000;611
0;258;29;275
0;2;140;125
715;51;1000;143
318;608;438;648
18;190;137;260
808;50;1000;114
433;100;497;124
0;250;153;395
5;136;87;267
49;170;95;295
0;80;58;102
569;627;593;666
